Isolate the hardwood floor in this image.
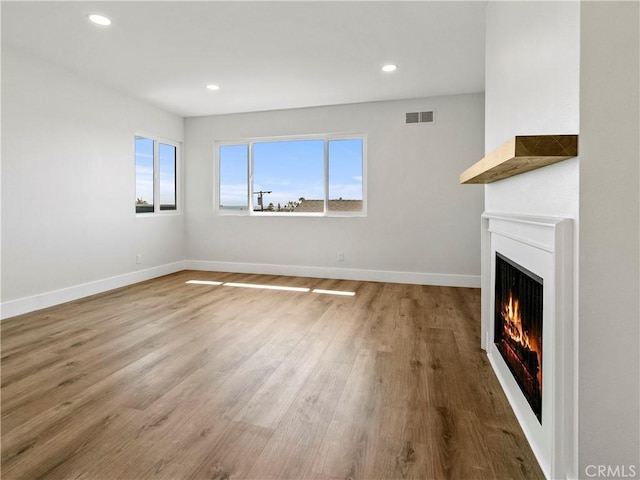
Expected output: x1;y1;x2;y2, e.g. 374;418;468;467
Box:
1;271;544;480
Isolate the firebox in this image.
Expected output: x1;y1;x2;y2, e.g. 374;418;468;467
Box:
494;252;544;422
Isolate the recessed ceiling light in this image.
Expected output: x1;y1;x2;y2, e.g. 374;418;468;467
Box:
206;84;220;91
382;64;397;72
88;14;111;26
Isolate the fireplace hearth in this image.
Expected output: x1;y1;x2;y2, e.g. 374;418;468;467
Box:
494;253;543;422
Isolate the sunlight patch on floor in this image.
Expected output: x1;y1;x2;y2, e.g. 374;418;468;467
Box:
186;280;356;297
223;282;310;293
311;288;356;296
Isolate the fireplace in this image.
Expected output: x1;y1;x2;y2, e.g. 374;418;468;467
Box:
481;213;574;479
494;253;543;422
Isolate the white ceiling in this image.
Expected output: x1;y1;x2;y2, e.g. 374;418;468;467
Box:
2;1;487;118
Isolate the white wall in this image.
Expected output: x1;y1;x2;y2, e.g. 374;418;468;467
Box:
579;1;640;475
184;94;485;286
1;46;185;317
484;1;580;477
485;0;580;217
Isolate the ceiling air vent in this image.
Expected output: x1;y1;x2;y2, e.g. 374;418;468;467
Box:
406;111;435;124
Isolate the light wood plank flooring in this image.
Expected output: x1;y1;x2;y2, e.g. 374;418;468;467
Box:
1;271;544;479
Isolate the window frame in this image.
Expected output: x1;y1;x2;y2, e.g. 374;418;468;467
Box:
215;133;367;217
135;133;181;216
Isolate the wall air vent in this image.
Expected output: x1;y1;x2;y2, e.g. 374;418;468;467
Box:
406;112;420;124
420;111;434;123
405;111;435;124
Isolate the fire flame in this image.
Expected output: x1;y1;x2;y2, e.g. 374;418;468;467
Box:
502;292;531;349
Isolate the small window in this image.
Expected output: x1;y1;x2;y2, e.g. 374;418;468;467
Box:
216;134;366;216
135;135;180;214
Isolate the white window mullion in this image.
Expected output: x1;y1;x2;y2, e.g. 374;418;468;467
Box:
153;140;160;212
323;140;329;215
248;142;254;214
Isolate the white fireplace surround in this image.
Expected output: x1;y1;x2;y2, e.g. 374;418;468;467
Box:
481;213;574;480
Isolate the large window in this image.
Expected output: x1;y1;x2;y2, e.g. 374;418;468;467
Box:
217;135;365;216
135;135;179;214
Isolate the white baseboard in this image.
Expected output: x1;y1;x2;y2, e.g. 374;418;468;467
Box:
1;261;186;320
184;260;481;288
1;260;480;320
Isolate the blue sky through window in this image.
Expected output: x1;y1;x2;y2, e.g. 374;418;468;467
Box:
219;144;249;209
135;137;154;206
159;143;177;207
219;137;363;212
254;139;324;208
329;139;363;201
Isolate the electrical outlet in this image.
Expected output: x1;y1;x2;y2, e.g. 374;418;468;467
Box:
136;254;142;264
337;251;344;262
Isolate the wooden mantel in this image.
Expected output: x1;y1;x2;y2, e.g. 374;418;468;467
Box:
460;135;578;184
